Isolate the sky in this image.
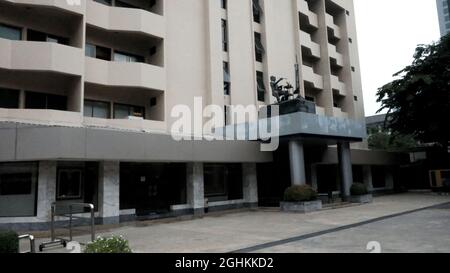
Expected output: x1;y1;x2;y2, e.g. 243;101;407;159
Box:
354;0;441;116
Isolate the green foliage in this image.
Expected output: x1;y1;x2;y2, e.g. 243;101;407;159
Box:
351;183;369;196
376;33;450;151
284;185;318;202
368;132;417;152
0;230;19;253
84;235;132;253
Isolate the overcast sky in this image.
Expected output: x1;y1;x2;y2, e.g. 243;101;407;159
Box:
354;0;441;116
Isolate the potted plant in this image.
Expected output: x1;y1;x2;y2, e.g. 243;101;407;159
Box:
350;183;373;204
280;185;322;213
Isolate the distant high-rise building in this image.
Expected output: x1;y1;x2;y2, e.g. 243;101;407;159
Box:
437;0;450;36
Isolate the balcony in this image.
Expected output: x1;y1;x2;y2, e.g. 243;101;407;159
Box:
326;14;341;40
302;65;323;90
331;75;347;96
0;108;83;127
83;117;166;133
87;0;165;39
299;31;320;58
328;44;344;67
3;0;86;15
298;0;319;29
0;38;83;76
85;57;165;91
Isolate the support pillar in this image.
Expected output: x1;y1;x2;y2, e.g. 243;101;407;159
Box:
311;164;318;191
288;140;306;186
243;163;258;208
98;161;120;225
187;163;205;216
338;142;353;201
363;165;374;193
37;161;57;222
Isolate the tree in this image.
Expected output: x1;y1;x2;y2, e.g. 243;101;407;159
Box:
368;132;417;152
376;33;450;152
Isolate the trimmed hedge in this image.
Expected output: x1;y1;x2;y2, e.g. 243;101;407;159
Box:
0;230;19;253
351;183;369;196
284;185;318;202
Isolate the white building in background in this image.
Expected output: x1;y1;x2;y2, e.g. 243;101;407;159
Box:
0;0;405;230
437;0;450;36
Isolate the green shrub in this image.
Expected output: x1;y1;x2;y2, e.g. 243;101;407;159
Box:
84;235;132;253
351;183;369;196
284;185;318;202
0;230;19;253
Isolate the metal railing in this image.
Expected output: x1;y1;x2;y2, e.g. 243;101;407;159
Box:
39;202;95;252
18;234;35;253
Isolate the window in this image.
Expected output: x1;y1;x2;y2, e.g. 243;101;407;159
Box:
222;19;228;52
351;66;356;72
0;88;20;109
84;100;110;119
27;29;69;45
57;169;83;200
354;96;358;101
0;162;38;217
0;173;32;196
223;62;231;95
0;23;21;40
114;103;145;119
204;164;243;201
348;38;353;43
85;43;96;57
85;43;112;61
114;51;144;63
254;32;265;62
25;91;67;111
256;71;266;102
253;0;263;23
221;0;227;9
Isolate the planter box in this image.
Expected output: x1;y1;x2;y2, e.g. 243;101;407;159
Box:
280;200;322;213
350;194;373;204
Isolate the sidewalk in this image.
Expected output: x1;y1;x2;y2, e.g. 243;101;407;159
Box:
31;192;450;253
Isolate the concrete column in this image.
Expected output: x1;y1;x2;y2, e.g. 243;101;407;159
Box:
288;140;306;186
186;163;205;216
242;163;258;208
37;161;57;221
338;142;353;201
311;164;318;191
363;165;374;193
98;161;120;225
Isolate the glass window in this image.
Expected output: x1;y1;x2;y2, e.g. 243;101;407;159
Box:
254;32;265;62
85;43;96;57
0;162;38;217
114;103;145;119
223;62;231;95
221;19;228;52
25;91;67;111
57;169;83;200
84;100;110;119
256;71;266;102
114;51;144;63
253;0;263;23
0;23;21;40
0;88;20;109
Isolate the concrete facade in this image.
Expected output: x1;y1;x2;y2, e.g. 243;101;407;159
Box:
0;0;403;229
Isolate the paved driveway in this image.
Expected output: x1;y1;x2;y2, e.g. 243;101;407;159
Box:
31;193;450;253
